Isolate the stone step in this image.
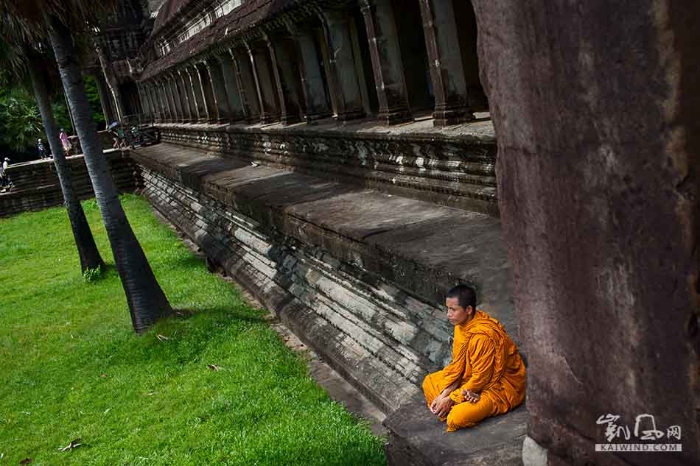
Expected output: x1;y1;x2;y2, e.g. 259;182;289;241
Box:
132;142;520;384
384;400;527;466
132;142;525;466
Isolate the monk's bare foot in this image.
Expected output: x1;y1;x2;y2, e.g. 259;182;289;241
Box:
462;389;480;403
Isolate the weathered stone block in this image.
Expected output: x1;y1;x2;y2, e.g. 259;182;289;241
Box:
154;119;499;215
132;143;519;414
384;400;527;466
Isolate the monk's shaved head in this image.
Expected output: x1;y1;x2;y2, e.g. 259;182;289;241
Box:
446;284;476;310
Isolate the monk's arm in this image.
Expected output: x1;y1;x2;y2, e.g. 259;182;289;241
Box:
449;335;496;402
431;379;461;417
438;380;461;400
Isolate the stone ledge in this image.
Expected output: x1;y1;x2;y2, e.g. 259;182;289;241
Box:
133;142;526;464
154;112;495;142
384;400;527;466
131;143;516;342
154;116;499;216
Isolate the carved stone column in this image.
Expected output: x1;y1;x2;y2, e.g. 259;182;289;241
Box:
470;1;700;463
146;85;159;122
152;84;164;122
142;84;155;123
247;41;280;124
161;76;174;122
157;78;173;122
456;1;487;110
95;45;125;122
180;68;199;122
148;85;159;122
150;80;162;122
286;22;332;122
418;0;472;126
136;84;147;121
187;65;208;122
230;48;262;122
167;76;180;122
173;74;186;121
216;51;246;122
174;70;193;122
167;73;184;122
264;33;302;125
197;62;219;123
95;72;117;124
206;57;232;123
160;76;172;122
318;9;366;121
360;0;412;124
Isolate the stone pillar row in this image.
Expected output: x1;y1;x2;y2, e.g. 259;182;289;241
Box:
359;0;411;124
143;0;481;127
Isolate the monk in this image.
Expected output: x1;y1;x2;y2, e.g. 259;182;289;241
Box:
423;284;526;432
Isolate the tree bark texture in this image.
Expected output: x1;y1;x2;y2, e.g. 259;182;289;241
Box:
48;17;172;333
27;56;104;273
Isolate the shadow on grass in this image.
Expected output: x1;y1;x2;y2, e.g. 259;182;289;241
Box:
170;254;206;269
168;305;265;323
101;305;269;369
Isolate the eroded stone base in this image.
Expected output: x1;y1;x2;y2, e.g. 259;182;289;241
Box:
132;143;517;413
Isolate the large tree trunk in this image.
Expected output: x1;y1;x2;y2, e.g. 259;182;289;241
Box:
27;55;104;273
47;16;172;333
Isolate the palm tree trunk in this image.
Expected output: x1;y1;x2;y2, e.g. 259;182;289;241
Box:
64;92;76;134
27;55;104;273
47;15;172;333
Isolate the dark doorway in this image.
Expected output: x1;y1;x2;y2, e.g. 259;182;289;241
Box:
452;0;488;110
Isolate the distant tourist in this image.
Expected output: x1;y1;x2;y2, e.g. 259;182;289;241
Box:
110;123;128;150
37;138;48;159
59;128;72;156
0;157;12;192
423;284;526;432
117;126;127;149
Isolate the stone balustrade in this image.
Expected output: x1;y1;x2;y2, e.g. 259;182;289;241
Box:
0;151;140;218
155;117;499;215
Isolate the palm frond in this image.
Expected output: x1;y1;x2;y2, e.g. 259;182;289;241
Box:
0;3;46;42
0;37;28;87
0;0;119;33
0;0;109;93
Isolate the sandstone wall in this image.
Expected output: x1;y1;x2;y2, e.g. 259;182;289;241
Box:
132;143;514;413
0;152;140;218
155;120;499;216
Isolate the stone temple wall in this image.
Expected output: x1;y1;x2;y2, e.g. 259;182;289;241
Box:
0;151;140;218
131;143;515;415
140;164;432;411
155;120;499;216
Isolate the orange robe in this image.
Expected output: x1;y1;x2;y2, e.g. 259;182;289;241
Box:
422;310;526;431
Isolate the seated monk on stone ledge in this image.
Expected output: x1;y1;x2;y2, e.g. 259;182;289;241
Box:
423;284;526;432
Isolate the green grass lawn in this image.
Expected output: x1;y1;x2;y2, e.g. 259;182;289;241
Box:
0;195;385;466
